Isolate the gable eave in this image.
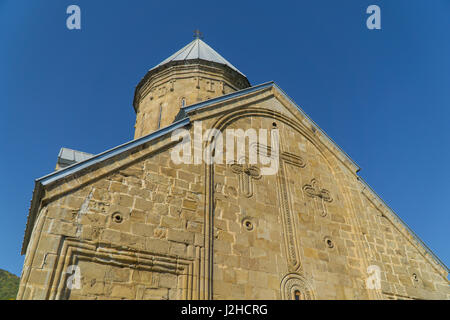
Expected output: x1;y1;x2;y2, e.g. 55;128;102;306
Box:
358;176;449;275
37;118;190;186
22;117;190;255
181;81;361;173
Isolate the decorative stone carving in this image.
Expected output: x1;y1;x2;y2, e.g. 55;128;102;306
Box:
241;218;254;231
229;162;261;198
303;178;332;201
277;162;301;271
47;239;195;300
250;142;305;272
281;151;306;168
111;212;123;224
302;178;332;217
281;273;315;300
323;236;334;249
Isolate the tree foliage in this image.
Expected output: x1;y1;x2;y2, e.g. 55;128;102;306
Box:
0;269;20;300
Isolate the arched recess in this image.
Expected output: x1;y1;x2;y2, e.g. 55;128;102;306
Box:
201;106;361;299
281;273;316;300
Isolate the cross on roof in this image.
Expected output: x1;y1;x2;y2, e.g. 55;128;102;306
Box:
193;29;203;39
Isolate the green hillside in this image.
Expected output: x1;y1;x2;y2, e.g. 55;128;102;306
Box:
0;269;20;300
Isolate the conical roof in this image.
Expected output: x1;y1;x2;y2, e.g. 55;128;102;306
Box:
150;38;246;77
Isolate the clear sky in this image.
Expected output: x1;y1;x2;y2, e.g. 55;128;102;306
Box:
1;0;449;277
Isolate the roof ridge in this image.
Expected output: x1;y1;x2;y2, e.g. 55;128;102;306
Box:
183;39;197;60
150;38;246;77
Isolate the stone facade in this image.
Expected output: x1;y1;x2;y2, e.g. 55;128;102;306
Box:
133;60;250;138
17;41;449;300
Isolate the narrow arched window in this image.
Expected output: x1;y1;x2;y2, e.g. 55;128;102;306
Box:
294;290;301;300
181;98;186;108
157;104;163;129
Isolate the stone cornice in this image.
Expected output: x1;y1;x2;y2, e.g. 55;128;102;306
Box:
133;60;250;112
358;176;449;279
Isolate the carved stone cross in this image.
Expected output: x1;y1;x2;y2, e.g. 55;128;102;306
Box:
249;142;307;271
302;179;333;217
230;162;262;198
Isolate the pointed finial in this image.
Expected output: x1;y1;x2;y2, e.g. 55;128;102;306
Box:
193;29;203;39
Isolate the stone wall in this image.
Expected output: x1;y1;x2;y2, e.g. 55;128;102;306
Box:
18;88;449;300
18;138;208;299
133;63;250;138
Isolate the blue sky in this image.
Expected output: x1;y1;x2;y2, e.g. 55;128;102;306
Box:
1;0;449;276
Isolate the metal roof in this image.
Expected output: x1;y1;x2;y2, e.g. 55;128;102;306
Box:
57;148;93;169
150;38;246;77
40;118;190;186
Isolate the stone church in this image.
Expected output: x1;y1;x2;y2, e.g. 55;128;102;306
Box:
18;37;449;300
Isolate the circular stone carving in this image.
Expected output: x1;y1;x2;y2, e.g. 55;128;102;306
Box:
242;218;254;231
112;212;123;224
281;273;315;300
324;236;334;248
